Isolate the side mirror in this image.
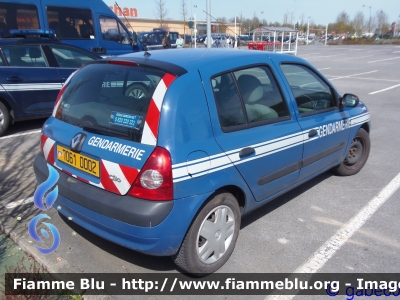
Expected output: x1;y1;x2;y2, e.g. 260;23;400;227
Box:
341;93;359;107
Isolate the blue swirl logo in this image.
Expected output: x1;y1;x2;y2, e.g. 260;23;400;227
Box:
28;164;61;254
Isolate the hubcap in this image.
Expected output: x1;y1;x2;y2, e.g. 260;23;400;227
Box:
197;205;235;264
345;138;363;165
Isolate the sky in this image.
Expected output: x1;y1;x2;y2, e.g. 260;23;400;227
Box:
106;0;399;26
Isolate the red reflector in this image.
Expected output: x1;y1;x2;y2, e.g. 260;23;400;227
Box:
107;60;139;67
128;147;173;201
40;134;47;156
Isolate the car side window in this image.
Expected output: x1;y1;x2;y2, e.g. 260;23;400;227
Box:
47;6;94;39
99;16;129;44
49;45;97;68
233;66;288;123
169;32;178;43
212;66;289;130
281;64;335;115
0;3;40;37
3;46;48;67
212;72;246;128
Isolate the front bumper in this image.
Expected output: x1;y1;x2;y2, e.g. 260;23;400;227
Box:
33;154;210;256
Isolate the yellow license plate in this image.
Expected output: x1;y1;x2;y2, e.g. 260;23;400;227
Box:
56;145;100;177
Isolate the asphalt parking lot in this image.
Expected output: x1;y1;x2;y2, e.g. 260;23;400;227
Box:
1;43;400;299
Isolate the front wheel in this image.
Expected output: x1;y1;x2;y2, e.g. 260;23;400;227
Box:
0;102;10;137
333;128;370;176
173;192;240;275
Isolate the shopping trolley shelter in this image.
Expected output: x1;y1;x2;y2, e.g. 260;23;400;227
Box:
248;26;298;55
34;47;370;274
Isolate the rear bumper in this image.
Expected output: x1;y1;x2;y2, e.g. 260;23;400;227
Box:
33;154;210;256
33;154;173;227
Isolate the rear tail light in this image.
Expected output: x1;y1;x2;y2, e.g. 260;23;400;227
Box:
128;147;173;201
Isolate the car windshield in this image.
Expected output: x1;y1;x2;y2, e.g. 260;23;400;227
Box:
55;63;166;142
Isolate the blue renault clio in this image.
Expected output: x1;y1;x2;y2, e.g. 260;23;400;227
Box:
33;48;371;274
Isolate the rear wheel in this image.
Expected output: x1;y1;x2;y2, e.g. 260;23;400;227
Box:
0;102;10;137
333;128;370;176
173;192;240;275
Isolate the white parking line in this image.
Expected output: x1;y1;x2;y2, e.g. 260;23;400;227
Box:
0;130;41;140
393;51;400;53
317;67;331;70
5;197;34;209
328;70;378;81
345;77;400;83
369;84;400;95
368;56;400;63
332;55;372;61
305;54;346;59
266;173;400;300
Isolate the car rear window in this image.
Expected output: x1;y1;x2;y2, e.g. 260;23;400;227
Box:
55;63;166;143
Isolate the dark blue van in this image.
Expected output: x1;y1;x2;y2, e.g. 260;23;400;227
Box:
0;0;142;56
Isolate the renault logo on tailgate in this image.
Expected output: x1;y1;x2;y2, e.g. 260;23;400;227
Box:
70;133;87;152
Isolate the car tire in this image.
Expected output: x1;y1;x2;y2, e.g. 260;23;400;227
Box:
125;84;149;100
0;101;10;137
173;192;240;275
333;128;370;176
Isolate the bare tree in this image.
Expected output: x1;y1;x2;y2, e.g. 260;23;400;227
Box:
154;0;168;28
352;11;365;36
181;0;187;39
334;11;352;34
283;11;289;26
375;10;389;33
239;11;243;35
252;12;260;30
289;12;295;26
243;17;252;35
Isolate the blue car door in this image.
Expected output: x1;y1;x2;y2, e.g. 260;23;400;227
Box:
279;63;351;181
0;45;62;118
200;63;303;202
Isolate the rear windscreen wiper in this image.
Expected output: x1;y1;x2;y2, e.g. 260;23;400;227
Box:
80;122;128;137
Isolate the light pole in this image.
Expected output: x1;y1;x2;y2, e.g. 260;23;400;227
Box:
206;0;211;49
193;4;197;48
363;5;372;34
307;16;310;43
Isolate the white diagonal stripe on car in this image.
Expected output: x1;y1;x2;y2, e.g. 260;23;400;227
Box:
43;137;55;160
102;160;131;194
151;79;167;111
141;123;157;146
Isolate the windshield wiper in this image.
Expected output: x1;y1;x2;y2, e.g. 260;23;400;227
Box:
80;122;128;137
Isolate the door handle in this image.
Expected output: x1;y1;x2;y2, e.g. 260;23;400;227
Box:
7;76;23;82
308;129;318;137
239;147;255;158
